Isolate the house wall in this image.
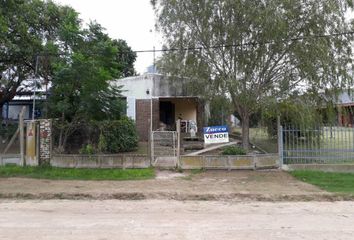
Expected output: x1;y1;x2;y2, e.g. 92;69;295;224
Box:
7;104;30;120
116;73;191;99
337;106;354;127
170;99;197;122
135;99;159;141
117;75;154;99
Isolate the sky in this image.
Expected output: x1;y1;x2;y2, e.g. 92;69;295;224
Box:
54;0;162;75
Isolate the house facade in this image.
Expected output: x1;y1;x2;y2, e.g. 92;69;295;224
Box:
114;73;207;141
336;90;354;127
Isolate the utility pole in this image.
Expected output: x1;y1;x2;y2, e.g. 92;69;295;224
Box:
32;55;39;120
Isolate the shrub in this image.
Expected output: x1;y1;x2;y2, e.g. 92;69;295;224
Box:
222;146;246;155
79;144;95;155
99;117;138;153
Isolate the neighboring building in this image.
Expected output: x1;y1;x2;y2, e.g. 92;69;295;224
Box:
336;90;354;127
113;73;207;141
1;79;47;121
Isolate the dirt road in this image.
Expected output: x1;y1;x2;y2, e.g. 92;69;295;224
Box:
1;199;354;240
0;170;334;201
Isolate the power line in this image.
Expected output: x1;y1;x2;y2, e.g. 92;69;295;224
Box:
133;30;354;54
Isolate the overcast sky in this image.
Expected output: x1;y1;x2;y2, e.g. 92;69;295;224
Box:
54;0;162;75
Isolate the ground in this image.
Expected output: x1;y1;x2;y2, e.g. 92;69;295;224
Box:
0;170;334;201
1;200;354;240
1;170;353;240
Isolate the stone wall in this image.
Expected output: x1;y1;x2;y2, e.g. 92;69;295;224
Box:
39;119;52;165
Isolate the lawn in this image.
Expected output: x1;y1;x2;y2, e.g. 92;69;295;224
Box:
233;127;278;153
0;165;155;181
290;170;354;194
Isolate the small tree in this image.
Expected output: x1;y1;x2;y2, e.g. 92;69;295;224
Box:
49;22;136;152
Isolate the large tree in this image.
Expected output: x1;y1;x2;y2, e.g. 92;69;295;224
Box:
0;0;80;117
152;0;354;150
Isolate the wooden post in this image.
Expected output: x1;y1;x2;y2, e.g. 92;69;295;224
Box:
2;128;19;154
19;106;26;166
176;119;181;167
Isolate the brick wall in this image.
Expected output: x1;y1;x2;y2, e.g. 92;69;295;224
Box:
135;99;159;141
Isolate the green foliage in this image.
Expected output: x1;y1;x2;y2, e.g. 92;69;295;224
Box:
49;22;133;122
291;170;354;194
0;0;80;110
97;133;107;153
0;165;155;181
262;95;326;137
208;95;232;126
152;0;354;149
79;144;95;155
99;117;138;153
0;123;17;139
222;146;247;155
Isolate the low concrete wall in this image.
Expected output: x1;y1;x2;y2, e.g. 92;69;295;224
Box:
180;154;279;170
0;154;21;166
286;164;354;173
51;154;150;169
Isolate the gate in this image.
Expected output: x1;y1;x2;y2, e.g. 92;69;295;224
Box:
151;131;178;167
280;126;354;164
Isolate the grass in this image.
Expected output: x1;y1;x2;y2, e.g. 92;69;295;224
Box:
233;127;278;153
180;168;205;180
290;170;354;194
0;165;155;181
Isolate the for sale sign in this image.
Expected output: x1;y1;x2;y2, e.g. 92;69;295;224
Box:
203;125;229;144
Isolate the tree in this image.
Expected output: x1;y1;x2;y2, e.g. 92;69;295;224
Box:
0;0;80;117
151;0;354;150
49;22;136;152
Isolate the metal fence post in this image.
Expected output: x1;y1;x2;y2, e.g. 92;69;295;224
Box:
19;106;26;166
278;125;283;168
150;131;154;166
176;119;181;168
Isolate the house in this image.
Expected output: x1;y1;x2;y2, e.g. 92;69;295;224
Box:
1;79;48;121
336;90;354;127
113;73;207;141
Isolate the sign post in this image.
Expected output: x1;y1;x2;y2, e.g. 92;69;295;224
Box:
203;125;229;144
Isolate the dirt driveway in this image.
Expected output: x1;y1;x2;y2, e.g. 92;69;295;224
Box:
1;199;354;240
0;170;336;201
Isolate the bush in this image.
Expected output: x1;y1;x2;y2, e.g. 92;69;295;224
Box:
222;146;246;155
99;117;138;153
79;144;95;155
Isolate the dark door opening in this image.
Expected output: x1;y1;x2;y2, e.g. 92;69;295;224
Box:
159;101;175;128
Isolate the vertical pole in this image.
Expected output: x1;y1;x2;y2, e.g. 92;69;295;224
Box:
277;115;283;168
147;118;152;166
32;55;39;120
151;130;154;165
176;119;181;168
19;106;25;166
36;121;40;164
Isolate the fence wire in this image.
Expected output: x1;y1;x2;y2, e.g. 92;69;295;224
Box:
281;126;354;164
151;131;177;157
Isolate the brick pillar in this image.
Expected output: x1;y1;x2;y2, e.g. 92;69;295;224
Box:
39;119;52;165
136;99;159;141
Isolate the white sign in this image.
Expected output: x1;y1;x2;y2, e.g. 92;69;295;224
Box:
203;125;229;144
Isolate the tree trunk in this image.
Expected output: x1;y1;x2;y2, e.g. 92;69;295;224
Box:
241;113;250;151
